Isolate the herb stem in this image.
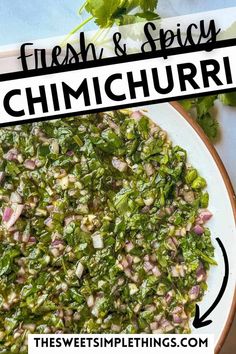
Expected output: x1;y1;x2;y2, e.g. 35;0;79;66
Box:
78;1;88;15
62;15;94;46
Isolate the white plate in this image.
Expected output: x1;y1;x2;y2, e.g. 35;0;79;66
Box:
141;102;236;352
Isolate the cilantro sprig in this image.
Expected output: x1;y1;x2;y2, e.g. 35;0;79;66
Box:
180;96;218;141
85;0;159;26
180;92;236;140
68;0;159;37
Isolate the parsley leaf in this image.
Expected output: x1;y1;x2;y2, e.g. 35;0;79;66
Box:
219;92;236;106
180;96;218;140
197;113;219;140
85;0;123;28
139;0;157;12
75;0;159;30
196;96;217;117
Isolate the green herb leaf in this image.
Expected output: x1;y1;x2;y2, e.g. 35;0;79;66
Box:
219;92;236;106
197;113;218;140
139;0;158;12
0;248;20;276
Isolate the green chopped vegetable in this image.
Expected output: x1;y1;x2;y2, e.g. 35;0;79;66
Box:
0;110;215;352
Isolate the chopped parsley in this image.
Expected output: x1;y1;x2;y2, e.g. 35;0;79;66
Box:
0;110;215;353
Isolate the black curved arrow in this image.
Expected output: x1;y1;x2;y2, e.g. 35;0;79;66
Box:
193;237;229;329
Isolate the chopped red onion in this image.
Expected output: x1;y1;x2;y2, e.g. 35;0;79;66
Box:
64;215;81;226
152;328;164;334
192;224;204;235
4;148;19;161
173;314;183;323
165;207;171;215
121;257;129;269
130;111;143;120
196;264;207;282
144;261;153;272
111;324;121;332
51;239;64;247
112;157;128;172
125;241;134;252
10;192;22;204
24;159;36;170
150;254;157;262
2;207;13;222
145;304;155;313
141;206;150;214
51;248;60;258
64;216;73;226
22;323;36;332
34;159;42;167
22;233;30;243
171;267;178;277
105;117;120;133
126;254;133;266
164;291;173;304
160;319;173;331
172;237;179;246
5;204;24;229
46;205;54;212
150;322;158;330
152;266;161;277
28;236;37;243
51;140;59;154
16;277;25;284
154;314;162;323
181;310;188;320
144;163;154;177
183;191;195;203
150;126;160;136
175;229;182;236
66;150;74;156
124;268;132;278
131;273;139;283
173;306;183;314
189;285;200;300
167;237;177;250
198;210;213;224
44;217;53;228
